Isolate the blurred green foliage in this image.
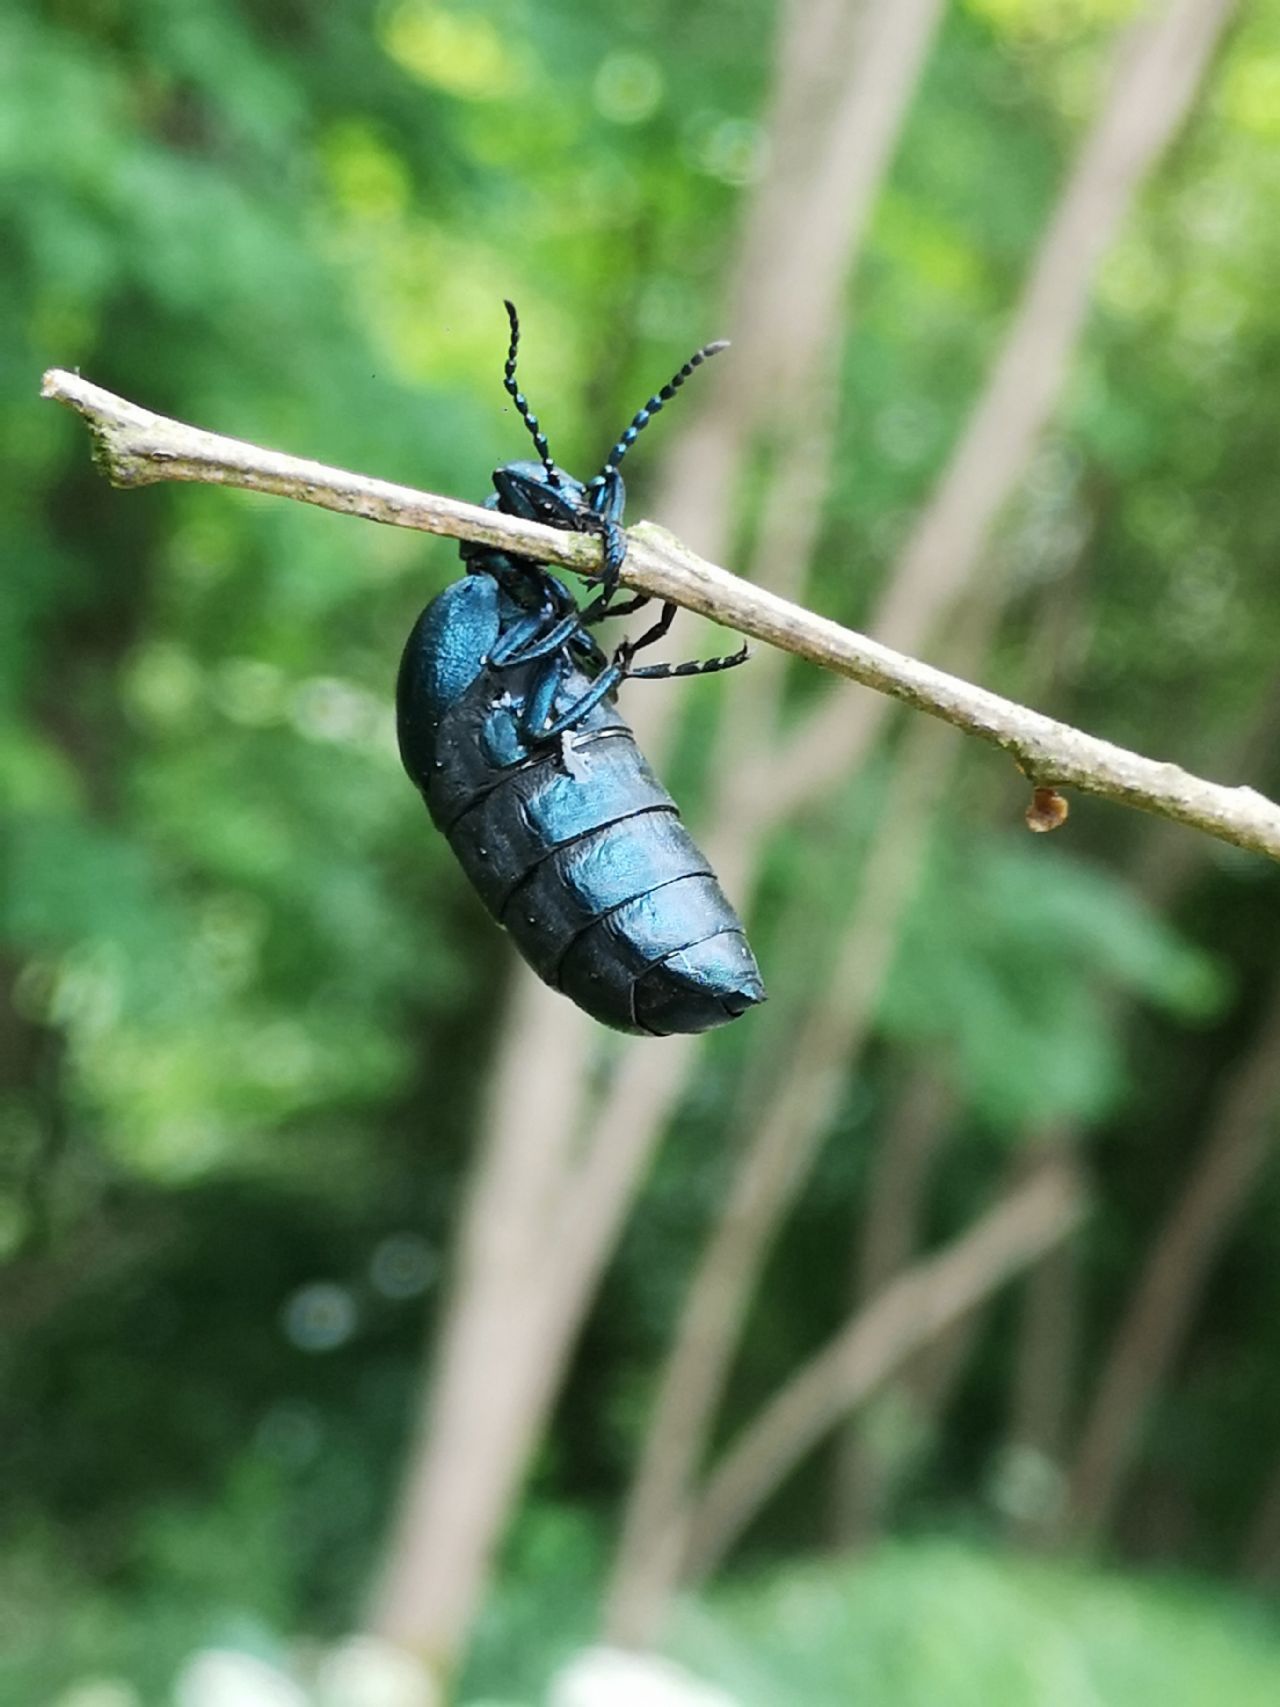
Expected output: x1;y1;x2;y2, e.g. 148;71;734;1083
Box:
672;1539;1280;1707
883;837;1225;1128
8;1519;1280;1705
4;0;1280;1699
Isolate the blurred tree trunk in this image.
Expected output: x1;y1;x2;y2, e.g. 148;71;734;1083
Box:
603;704;962;1646
998;678;1280;1549
1001;721;1278;1548
602;0;1236;1645
841;1144;1074;1551
367;970;597;1668
829;1070;958;1546
661;0;946;574
1002;1160;1082;1544
829;523;1101;1552
1240;1452;1280;1588
682;1152;1086;1582
763;0;1241;822
367;0;942;1676
369;0;1236;1674
1063;973;1280;1544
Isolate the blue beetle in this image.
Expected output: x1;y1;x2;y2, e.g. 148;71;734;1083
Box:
396;303;766;1035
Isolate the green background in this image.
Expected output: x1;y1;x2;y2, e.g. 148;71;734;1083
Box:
4;0;1280;1701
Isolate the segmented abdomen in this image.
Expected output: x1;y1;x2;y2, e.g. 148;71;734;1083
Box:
409;660;764;1035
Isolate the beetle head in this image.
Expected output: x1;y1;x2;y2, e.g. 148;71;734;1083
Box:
492;459;591;529
496;300;723;535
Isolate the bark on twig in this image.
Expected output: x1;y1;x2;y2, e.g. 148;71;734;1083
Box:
42;366;1280;863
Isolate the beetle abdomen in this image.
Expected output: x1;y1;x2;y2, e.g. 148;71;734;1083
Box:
500;803;712;973
559;878;762;1034
444;734;675;911
398;637;764;1034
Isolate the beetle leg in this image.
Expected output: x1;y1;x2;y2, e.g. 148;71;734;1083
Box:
625;641;751;681
579;588;650;626
580;515;628;603
533;663;624;740
621;600;678;656
531;599;679;739
611;600;750;680
492;611;582;667
541;571;579;612
520;654;569;742
600;518;628;597
530;616;661;742
488;610;553;666
569;629;611;672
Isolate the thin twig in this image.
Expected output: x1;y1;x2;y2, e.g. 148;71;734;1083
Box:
42;367;1280;862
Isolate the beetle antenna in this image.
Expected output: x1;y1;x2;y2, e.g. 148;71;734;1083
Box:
502;300;561;488
598;338;729;478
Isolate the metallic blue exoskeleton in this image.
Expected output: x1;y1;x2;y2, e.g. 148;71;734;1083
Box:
396;303;766;1035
